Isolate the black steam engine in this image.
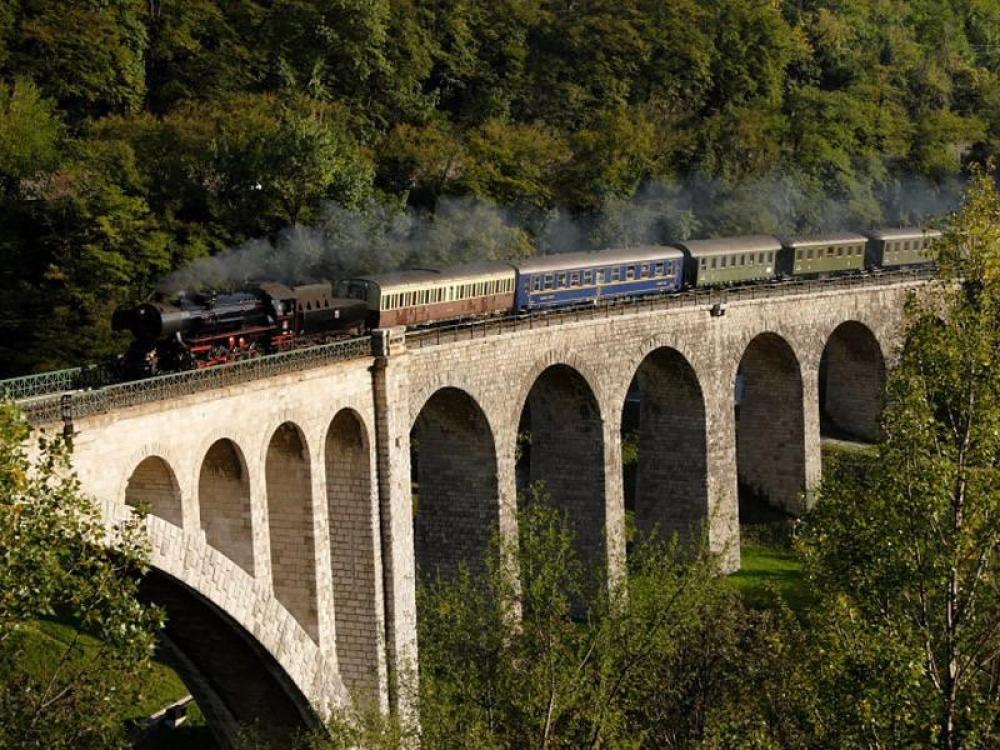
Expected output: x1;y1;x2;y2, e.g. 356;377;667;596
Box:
112;282;367;378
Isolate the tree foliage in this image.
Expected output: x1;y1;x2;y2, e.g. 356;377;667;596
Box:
0;0;998;375
797;166;1000;748
0;403;162;748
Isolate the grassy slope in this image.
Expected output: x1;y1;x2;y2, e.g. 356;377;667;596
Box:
727;543;807;611
727;440;878;611
9;618;216;749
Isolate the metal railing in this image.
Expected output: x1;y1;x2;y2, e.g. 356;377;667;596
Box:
404;267;934;349
17;336;373;424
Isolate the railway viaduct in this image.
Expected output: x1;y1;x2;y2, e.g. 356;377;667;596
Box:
16;273;924;746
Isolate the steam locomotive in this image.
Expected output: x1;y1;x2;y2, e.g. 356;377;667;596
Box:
112;227;940;379
112;282;367;377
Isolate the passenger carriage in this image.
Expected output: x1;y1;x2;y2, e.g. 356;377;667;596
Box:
338;262;516;329
675;236;781;288
780;232;868;278
512;245;685;312
865;228;942;269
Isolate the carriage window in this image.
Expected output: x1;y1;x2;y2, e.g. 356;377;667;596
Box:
711;257;717;269
654;262;664;275
626;265;636;279
638;264;647;277
837;247;843;256
596;269;605;284
611;267;621;281
570;272;580;286
748;253;755;265
700;258;707;269
739;254;745;266
720;256;727;268
583;270;593;285
544;274;554;289
533;276;542;291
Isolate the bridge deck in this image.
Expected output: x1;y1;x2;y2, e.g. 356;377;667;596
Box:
7;268;931;425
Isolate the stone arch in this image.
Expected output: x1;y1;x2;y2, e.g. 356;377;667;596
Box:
820;321;886;442
410;387;499;582
519;364;606;576
623;347;708;540
735;333;806;514
265;422;318;641
125;456;183;527
324;409;380;704
140;568;317;749
198;439;254;575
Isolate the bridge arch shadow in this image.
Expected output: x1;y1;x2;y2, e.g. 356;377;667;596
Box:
265;422;319;642
622;347;708;543
517;364;606;581
410;387;499;583
198;439;253;575
140;568;317;749
324;409;381;705
125;455;183;528
735;333;806;515
820;321;886;443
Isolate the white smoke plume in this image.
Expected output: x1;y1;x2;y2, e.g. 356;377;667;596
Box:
158;170;966;293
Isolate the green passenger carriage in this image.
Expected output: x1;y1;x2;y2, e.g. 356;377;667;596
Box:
675;236;782;288
867;228;942;269
781;232;868;277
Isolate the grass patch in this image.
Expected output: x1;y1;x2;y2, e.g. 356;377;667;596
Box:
6;618;216;748
728;543;808;613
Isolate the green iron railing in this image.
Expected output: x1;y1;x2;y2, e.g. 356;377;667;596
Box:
14;336;373;425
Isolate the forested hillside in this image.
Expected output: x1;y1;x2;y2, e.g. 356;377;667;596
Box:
0;0;997;374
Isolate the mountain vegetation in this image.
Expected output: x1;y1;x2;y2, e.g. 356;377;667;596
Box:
0;0;998;375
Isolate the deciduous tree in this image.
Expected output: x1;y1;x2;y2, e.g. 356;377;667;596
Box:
798;165;1000;748
0;403;161;749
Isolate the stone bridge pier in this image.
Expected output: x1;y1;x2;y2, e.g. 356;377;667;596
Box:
23;277;919;744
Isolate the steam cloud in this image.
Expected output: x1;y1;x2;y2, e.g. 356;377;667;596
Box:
159;170;965;293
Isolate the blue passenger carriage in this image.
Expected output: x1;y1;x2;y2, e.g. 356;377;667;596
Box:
512;245;685;312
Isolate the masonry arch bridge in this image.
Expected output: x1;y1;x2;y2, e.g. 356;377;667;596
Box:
19;275;920;740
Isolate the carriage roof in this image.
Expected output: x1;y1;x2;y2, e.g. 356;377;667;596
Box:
513;245;683;275
866;227;942;241
674;235;782;257
780;232;868;248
